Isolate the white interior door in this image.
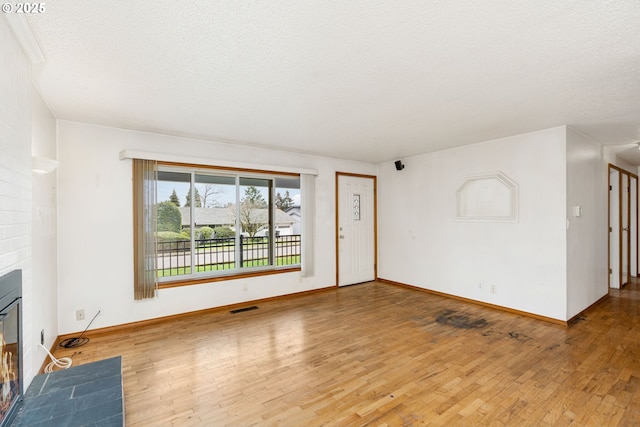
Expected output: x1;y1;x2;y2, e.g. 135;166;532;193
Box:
337;174;375;286
610;168;620;289
622;174;630;286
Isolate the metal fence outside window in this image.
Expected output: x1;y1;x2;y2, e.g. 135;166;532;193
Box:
157;234;301;277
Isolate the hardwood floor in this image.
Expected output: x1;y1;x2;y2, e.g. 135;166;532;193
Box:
51;281;640;426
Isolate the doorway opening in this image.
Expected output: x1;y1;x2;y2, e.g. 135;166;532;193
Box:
608;164;638;289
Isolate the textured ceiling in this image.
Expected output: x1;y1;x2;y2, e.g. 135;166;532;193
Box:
25;1;640;163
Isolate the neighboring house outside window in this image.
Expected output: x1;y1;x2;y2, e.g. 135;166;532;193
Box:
178;207;298;236
285;205;301;235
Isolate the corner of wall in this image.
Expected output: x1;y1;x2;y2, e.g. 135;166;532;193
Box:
31;87;59;371
565;127;608;319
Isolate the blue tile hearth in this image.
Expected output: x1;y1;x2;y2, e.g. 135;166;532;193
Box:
12;356;124;426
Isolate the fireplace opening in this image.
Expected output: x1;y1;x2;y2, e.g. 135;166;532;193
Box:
0;270;22;427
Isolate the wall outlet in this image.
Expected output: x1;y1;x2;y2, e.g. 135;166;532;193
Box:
76;309;85;321
490;285;497;294
40;329;44;345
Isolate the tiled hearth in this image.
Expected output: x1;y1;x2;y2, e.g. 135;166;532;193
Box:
12;356;124;426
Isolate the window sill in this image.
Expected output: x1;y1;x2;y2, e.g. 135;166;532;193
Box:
157;266;301;289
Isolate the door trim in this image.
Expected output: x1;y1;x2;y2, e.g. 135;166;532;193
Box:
335;172;378;286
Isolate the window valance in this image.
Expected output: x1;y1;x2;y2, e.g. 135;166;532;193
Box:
119;150;318;176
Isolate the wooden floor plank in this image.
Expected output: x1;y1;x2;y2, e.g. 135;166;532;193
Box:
51;279;640;426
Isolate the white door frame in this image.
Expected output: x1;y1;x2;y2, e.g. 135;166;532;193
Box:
608;164;639;288
335;172;377;286
631;177;638;277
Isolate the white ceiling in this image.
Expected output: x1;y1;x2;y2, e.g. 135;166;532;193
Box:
23;1;640;164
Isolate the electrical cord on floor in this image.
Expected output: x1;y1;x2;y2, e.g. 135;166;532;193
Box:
40;343;73;373
59;309;101;348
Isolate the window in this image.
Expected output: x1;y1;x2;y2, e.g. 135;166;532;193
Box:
142;162;301;287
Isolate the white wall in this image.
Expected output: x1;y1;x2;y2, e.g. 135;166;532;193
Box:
56;120;376;334
31;88;59;368
378;127;568;320
566;127;608;318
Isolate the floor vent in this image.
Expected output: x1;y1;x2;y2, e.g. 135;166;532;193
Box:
230;306;258;314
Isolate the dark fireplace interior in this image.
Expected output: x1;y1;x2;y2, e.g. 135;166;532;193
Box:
0;270;22;427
